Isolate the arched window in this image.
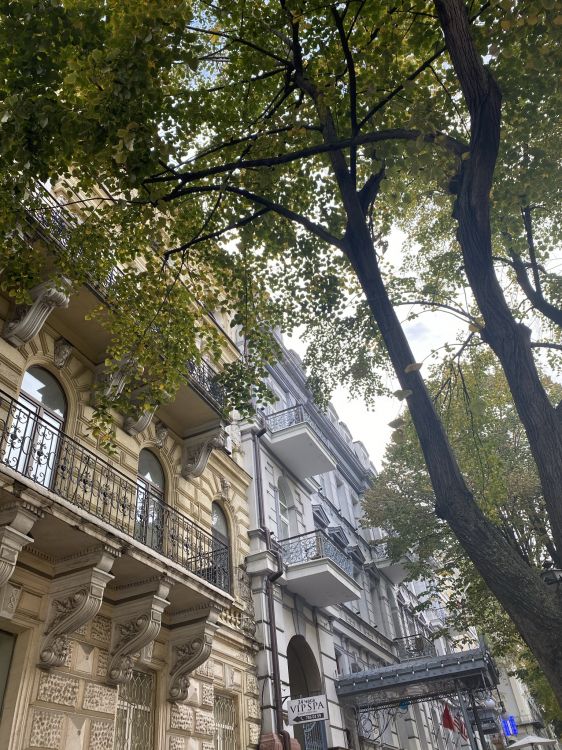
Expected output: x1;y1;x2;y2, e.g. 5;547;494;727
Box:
212;502;230;590
136;449;165;552
6;366;67;487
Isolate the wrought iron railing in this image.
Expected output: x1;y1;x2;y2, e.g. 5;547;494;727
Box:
394;633;436;661
279;529;354;577
264;404;332;453
25;185;226;409
0;389;230;591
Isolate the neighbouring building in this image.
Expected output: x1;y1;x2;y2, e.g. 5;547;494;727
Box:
240;342;554;750
0;186;260;750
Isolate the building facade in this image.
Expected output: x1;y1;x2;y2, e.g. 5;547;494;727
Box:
0;189;260;750
239;343;555;750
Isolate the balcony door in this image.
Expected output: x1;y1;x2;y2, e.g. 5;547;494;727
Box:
136;449;165;553
4;366;66;489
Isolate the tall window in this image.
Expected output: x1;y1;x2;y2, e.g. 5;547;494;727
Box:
212;502;230;590
136;449;165;553
215;694;238;750
276;478;291;540
114;669;155;750
5;366;66;488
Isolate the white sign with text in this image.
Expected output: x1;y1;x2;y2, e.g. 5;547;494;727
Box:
287;695;328;725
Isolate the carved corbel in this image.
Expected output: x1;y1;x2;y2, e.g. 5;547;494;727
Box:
2;280;70;347
106;577;172;685
53;337;73;368
38;547;118;670
0;502;43;588
91;357;134;405
168;606;221;702
181;424;228;479
123;409;156;437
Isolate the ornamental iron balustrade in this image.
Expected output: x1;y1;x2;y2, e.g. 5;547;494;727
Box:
264;404;333;455
25;185;226;409
394;633;436;661
279;529;354;577
0;389;230;591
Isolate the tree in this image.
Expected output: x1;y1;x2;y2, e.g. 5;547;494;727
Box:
1;0;562;702
364;349;562;725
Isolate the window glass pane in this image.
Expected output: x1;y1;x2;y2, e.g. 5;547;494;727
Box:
22;367;66;418
212;503;229;539
114;669;155;750
215;694;238;750
138;450;164;490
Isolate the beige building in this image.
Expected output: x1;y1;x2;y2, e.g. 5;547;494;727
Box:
0;189;260;750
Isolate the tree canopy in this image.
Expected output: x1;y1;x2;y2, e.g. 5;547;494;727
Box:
1;0;562;703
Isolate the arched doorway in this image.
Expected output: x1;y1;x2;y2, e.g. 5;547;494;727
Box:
287;636;327;750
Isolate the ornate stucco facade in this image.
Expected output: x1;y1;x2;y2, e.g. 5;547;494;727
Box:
0;190;260;750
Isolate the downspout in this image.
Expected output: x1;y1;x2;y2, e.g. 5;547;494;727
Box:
252;427;293;750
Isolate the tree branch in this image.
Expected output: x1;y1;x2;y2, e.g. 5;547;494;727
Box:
160;183;345;249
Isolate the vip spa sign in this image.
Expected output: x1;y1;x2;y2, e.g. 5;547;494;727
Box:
287;695;328;725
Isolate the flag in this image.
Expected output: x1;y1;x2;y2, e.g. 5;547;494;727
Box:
443;705;456;731
454;714;468;740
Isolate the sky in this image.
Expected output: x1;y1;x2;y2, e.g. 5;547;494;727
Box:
285;229;466;471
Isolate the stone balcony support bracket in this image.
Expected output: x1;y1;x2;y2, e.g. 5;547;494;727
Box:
181;424;228;480
106;577;173;686
38;547;118;670
167;605;221;703
3;280;70;348
0;501;43;588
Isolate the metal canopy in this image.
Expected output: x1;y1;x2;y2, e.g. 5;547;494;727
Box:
336;646;499;711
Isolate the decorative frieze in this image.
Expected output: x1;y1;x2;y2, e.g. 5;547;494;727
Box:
29;709;65;749
89;720;115;750
106;578;172;685
170;703;194;732
196;658;214;679
37;671;79;707
2;279;70;347
195;710;215;736
91;615;112;644
247;697;261;720
201;683;214;707
0;581;22;620
249;724;261;746
168;607;221;703
38;548;117;670
169;737;186;750
246;673;259;696
181;424;228;479
82;682;117;714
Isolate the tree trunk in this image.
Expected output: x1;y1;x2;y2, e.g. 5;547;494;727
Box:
433;0;562;557
344;222;562;707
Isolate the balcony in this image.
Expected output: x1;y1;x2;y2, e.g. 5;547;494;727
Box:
394;633;436;661
24;185;226;424
279;529;362;607
371;541;410;584
0;388;229;592
263;405;336;479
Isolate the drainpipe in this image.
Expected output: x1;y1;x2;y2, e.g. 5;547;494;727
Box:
252;427;293;750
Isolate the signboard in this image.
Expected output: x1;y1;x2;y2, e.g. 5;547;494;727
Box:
287;695;328;725
501;716;518;737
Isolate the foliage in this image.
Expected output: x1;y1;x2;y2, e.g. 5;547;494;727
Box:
364;347;562;719
1;0;562;698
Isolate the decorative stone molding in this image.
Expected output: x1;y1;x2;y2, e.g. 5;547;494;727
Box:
106;577;172;685
123;408;156;437
92;357;133;404
181;424;228;479
53;336;73;368
2;280;70;347
38;548;117;670
0;502;42;588
154;421;168;449
0;582;22;620
168;606;221;703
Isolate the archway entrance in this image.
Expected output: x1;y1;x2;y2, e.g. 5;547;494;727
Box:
287;636;327;750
